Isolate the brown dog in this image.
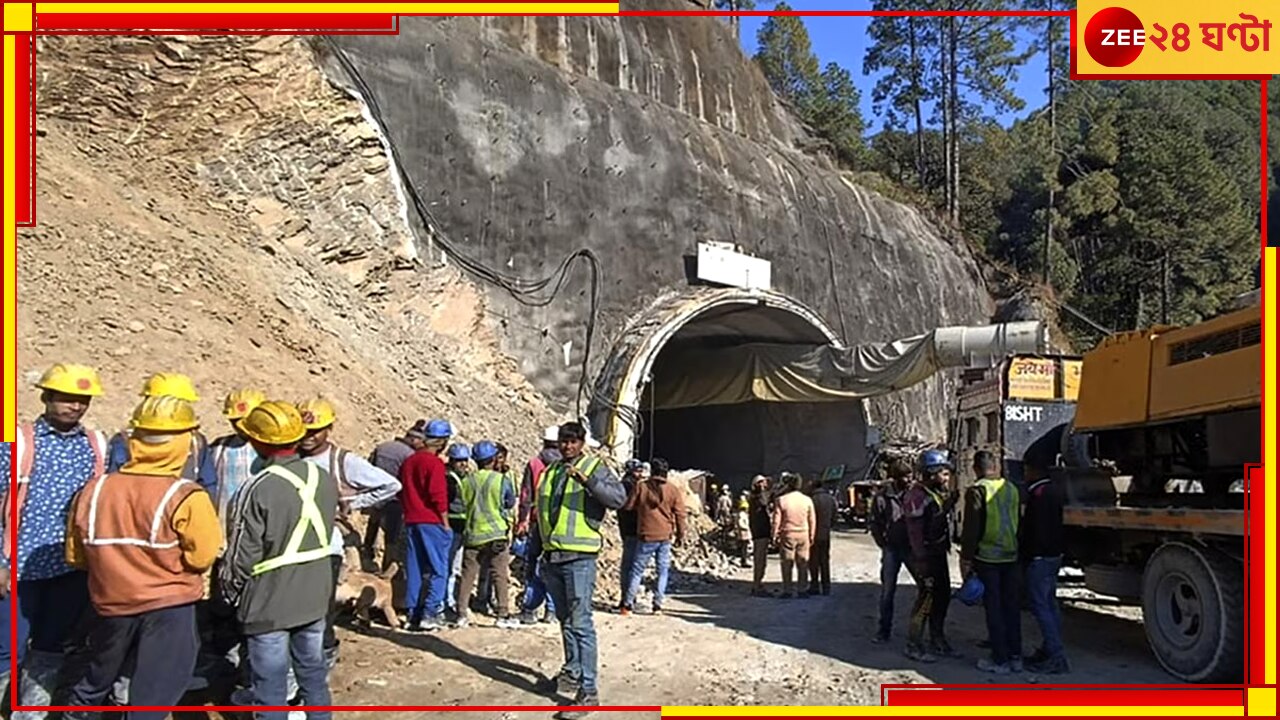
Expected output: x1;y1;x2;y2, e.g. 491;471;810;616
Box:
335;560;400;630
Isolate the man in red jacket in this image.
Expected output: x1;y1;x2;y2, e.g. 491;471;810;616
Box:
397;419;454;632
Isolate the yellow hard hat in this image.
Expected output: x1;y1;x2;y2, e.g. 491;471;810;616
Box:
223;388;267;420
36;364;104;397
236;401;306;446
297;397;336;430
130;395;199;432
139;373;199;403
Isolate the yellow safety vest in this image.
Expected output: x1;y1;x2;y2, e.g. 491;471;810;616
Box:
976;477;1020;564
446;470;467;523
461;469;512;548
250;463;332;576
537;455;603;554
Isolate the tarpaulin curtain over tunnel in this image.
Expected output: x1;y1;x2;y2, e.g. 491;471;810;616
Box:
591;288;1048;487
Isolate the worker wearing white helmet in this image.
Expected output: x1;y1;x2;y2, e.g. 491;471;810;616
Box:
513;425;564;624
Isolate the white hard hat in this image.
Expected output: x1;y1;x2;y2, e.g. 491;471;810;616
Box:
543;425;560;442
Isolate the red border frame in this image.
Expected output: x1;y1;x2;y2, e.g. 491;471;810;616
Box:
2;2;1268;715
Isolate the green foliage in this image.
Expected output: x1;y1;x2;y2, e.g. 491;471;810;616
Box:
754;5;1258;341
755;4;867;167
754;5;821;104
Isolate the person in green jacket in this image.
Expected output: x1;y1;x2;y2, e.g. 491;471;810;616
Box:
959;450;1023;676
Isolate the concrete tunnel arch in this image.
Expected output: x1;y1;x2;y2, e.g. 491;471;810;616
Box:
588;287;873;488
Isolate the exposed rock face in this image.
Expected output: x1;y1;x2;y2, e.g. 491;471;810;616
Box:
322;5;991;442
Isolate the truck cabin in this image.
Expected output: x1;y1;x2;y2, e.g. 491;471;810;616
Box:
949;354;1081;494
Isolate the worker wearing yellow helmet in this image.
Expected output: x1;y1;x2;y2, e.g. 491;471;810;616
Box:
0;364;108;708
217;401;338;715
65;395;222;713
208;387;268;521
295;397;400;668
106;373;217;495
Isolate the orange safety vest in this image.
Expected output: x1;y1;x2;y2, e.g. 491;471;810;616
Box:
72;472;204;616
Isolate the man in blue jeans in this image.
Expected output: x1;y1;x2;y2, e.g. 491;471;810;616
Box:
960;450;1023;675
536;423;626;719
621;458;686;615
1022;469;1070;674
869;458;912;644
398;420;456;632
219;401;338;720
517;532;556;624
616;460;642;613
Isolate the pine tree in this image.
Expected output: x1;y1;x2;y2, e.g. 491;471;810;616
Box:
754;3;821;106
864;1;936;188
810;63;867;166
755;4;866;168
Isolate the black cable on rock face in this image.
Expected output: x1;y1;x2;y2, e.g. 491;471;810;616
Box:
320;37;632;427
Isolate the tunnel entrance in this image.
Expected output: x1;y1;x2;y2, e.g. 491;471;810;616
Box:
590;289;870;494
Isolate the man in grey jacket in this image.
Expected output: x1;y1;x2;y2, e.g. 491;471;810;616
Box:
219;401;338;720
534;422;627;719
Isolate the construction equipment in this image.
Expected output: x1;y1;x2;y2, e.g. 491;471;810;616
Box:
949;299;1257;683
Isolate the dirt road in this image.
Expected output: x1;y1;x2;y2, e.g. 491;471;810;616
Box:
328;529;1175;716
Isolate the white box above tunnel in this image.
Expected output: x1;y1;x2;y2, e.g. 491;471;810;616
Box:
695;242;772;291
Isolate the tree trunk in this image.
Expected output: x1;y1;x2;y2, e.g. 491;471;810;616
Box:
948;13;960;224
908;16;926;188
1043;10;1057;285
940;17;951;215
729;1;741;41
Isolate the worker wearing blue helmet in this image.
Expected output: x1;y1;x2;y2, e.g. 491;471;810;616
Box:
453;440;519;628
902;448;960;662
443;443;472;619
399;418;455;631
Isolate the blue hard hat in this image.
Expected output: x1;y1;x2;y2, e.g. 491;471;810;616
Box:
472;440;499;462
446;443;471;461
922;449;952;470
425;419;453;438
957;574;985;606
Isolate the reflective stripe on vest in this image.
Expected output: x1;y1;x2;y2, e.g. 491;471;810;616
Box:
250;463;331;576
86;475;195;549
462;469;510;547
976;477;1019;563
537;456;603;554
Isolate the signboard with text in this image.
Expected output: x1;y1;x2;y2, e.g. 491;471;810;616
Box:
1075;1;1278;77
1007;357;1059;400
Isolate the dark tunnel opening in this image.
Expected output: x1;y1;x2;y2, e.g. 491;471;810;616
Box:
633;303;869;495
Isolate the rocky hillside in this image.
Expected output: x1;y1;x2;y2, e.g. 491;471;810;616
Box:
26;5;996;453
25;34;559;458
324;7;992;441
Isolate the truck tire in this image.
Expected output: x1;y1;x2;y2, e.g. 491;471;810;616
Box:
1141;542;1244;682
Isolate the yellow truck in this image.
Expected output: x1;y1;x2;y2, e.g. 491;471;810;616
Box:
950;298;1257;683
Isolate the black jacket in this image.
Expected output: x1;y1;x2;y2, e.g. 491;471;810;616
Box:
869;484;910;550
1020;477;1065;559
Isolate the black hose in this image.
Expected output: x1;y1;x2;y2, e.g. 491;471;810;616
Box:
320;37;614;420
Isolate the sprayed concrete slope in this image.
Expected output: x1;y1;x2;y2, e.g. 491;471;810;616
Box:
321;6;991;442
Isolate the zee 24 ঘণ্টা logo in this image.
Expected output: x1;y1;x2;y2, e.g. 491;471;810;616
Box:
1083;5;1272;68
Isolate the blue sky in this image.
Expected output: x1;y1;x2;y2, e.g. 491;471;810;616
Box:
735;0;1050;133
